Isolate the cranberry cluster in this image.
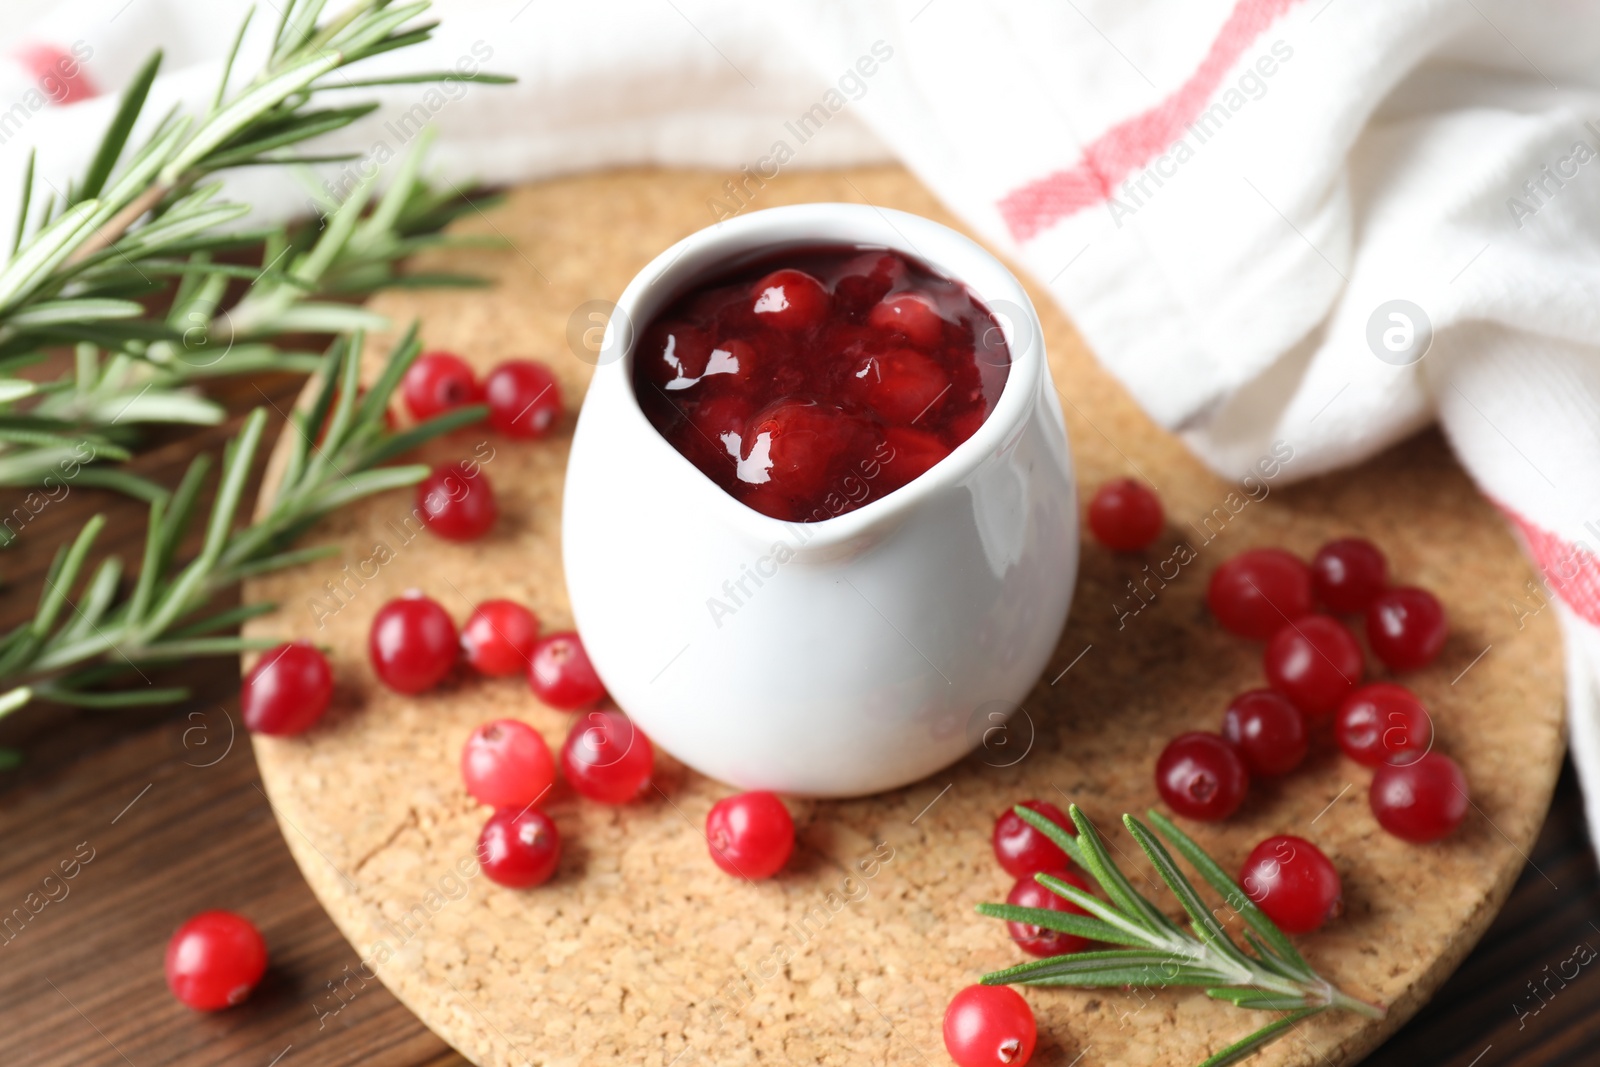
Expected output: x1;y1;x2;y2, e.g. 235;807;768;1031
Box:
1154;536;1467;845
633;246;1011;523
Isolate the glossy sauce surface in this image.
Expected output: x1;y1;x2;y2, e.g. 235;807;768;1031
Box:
632;245;1012;522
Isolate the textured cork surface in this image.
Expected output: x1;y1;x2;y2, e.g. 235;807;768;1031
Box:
242;168;1565;1067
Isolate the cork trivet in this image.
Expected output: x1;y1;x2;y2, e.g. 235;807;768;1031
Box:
243;167;1565;1067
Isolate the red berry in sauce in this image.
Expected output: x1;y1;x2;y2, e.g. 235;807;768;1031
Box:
1335;683;1434;767
943;984;1037;1067
706;791;794;879
1370;751;1468;843
1238;835;1343;935
1155;732;1249;821
1264;615;1364;718
461;719;555;809
241;640;333;736
369;592;457;693
1005;868;1093;957
992;800;1077;879
485;359;562;439
417;461;497;542
1207;548;1314;640
1220;689;1308;777
164;911;269;1011
527;631;605;710
477;807;560;887
560;709;654;803
853;347;949;424
868;290;946;345
1087;478;1164;552
461;599;539;677
1366;586;1448;671
751;268;829;331
1311;537;1388;613
403;351;481;420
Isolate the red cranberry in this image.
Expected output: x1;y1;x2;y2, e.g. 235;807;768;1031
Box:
1155;732;1249;821
1335;683;1433;767
1087;478;1164;552
461;719;555;809
1366;586;1448;671
1220;689;1307;777
477;807;560;887
527;631;605;710
461;599;539;677
403;351;481;420
1311;538;1388;613
417;461;497;541
943;985;1036;1067
1370;752;1468;842
1207;548;1314;640
1264;615;1364;718
637;321;713;391
164;911;268;1011
868;291;945;346
992;800;1076;878
1005;869;1092;956
880;426;950;487
560;710;653;803
854;348;949;424
485;359;562;439
369;592;457;693
706;791;794;879
736;400;870;504
1238;835;1343;934
241;641;333;736
750;268;829;331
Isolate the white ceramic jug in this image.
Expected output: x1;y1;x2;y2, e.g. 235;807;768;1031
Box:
563;204;1076;797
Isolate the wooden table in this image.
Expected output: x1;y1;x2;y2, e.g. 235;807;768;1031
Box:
2;384;1597;1067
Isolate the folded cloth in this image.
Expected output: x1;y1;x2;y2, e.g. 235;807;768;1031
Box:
3;0;1597;844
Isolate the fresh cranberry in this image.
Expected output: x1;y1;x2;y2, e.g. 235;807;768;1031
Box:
477;807;560;887
1366;586;1448;671
403;351;481;420
751;268;829;330
1370;752;1468;842
943;985;1037;1067
1155;732;1249;821
1311;538;1388;613
706;791;794;879
1005;868;1092;956
1335;683;1433;767
461;719;555;809
1087;479;1164;552
369;592;457;693
417;461;497;541
527;631;605;710
869;291;946;346
461;599;539;677
164;911;269;1011
853;348;949;424
1264;615;1364;718
560;710;654;803
1238;836;1343;935
992;800;1077;878
484;359;562;439
240;641;333;736
1220;689;1307;777
1207;548;1314;640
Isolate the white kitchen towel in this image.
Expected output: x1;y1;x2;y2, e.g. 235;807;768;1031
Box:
2;0;1597;842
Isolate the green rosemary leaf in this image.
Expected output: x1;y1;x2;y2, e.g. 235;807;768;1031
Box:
137;636;284;659
82;50;164;202
167;600;281;639
974;903;1154;950
162;53;343;183
249;302;389;336
212;6;253;114
1204;988;1312;1011
1147;809;1313;979
32;682;192;708
1123;814;1254;975
359;23;439;60
1011;803;1087;867
0;200;101;312
356;319;421;420
1194;1008;1322;1067
5;298;144;328
1064;805;1182;937
128;495;170;624
223;545;339;581
32;515;105;638
54;557;124;646
1031;872;1166;947
332;71;516;88
202;104;380;171
68;468;168;504
304;462;430;514
11;149;35;256
982;949;1230;989
356;402;485;468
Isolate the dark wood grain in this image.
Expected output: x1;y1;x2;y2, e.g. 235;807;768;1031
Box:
0;384;1596;1065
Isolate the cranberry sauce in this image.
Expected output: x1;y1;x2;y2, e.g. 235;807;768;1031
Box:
631;244;1012;522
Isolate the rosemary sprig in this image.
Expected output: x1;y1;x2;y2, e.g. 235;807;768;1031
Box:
978;804;1384;1067
0;325;485;717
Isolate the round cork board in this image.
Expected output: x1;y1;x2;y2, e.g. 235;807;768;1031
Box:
243;167;1565;1067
